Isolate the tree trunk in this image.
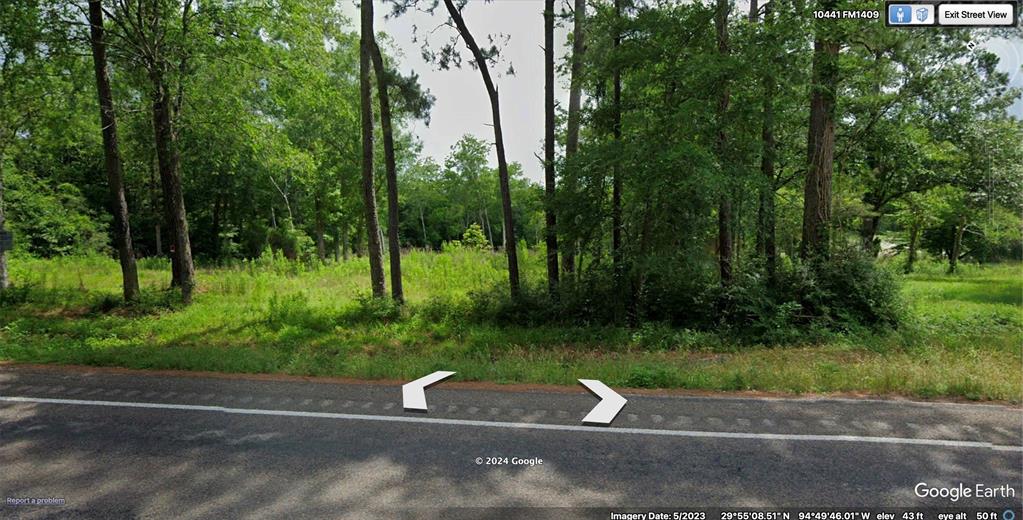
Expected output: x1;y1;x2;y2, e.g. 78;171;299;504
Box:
948;215;965;274
483;207;494;247
370;40;404;303
801;17;839;261
715;0;733;284
0;152;8;290
354;217;364;257
150;155;162;257
612;0;624;321
211;193;222;260
562;0;586;279
860;213;881;257
756;0;777;284
149;69;195;304
333;227;340;263
444;0;520;297
543;0;559;295
905;220;920;274
89;1;140;303
342;224;350;261
360;0;386;297
314;194;326;261
419;206;428;248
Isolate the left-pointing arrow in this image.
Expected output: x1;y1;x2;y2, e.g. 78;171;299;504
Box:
402;371;456;412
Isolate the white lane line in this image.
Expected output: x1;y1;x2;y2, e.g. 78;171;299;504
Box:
2;395;1019;452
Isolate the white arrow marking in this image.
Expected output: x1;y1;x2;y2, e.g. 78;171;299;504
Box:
402;371;456;412
579;379;627;426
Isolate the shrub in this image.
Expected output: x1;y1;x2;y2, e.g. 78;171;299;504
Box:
460;223;490;250
775;250;903;330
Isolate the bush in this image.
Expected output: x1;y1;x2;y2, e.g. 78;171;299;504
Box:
460;223;490;250
267;220;316;263
775;250;903;330
461;251;901;344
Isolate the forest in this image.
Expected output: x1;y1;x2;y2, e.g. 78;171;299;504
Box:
0;0;1020;400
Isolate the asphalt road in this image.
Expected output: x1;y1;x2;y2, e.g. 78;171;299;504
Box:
0;365;1020;519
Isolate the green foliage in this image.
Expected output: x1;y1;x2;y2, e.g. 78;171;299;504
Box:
787;253;903;328
460;223;490;250
4;170;108;256
0;255;1018;400
267;220;316;263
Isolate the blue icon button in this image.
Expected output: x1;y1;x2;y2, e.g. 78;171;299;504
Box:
915;6;929;21
889;4;913;23
1004;510;1015;520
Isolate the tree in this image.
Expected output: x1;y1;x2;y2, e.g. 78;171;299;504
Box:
87;0;140;302
610;0;624;320
370;36;404;303
800;0;840;261
562;0;586;279
440;0;521;297
361;0;386;297
103;0;197;302
714;0;732;284
543;0;559;295
0;1;51;290
752;0;780;284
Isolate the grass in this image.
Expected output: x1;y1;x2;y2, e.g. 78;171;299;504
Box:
0;250;1019;402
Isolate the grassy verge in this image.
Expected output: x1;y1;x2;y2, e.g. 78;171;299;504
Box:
0;251;1019;402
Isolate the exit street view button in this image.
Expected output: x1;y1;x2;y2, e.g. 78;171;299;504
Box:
937;3;1018;26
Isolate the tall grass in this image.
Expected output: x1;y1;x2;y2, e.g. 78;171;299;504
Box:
1;250;1019;401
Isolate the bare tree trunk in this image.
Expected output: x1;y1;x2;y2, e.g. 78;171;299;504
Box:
89;0;140;302
562;0;586;279
444;0;520;297
150;69;195;303
715;0;733;284
801;12;839;261
543;0;559;296
360;0;386;297
370;40;404;303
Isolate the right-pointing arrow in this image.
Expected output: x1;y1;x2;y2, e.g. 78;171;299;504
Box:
578;379;627;426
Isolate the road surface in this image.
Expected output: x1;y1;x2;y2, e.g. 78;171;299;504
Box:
0;365;1020;519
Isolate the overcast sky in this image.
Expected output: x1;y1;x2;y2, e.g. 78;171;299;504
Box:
346;1;1022;184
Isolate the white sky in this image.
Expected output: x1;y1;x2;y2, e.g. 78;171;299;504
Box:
360;0;572;183
346;1;1022;184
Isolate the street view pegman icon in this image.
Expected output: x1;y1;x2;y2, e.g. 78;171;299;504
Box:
889;4;912;23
